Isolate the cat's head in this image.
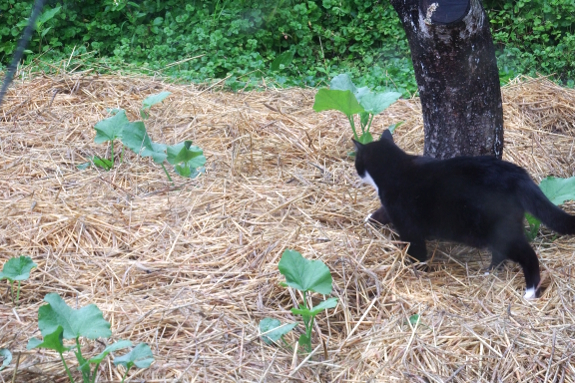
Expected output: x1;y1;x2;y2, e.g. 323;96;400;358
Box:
352;129;394;191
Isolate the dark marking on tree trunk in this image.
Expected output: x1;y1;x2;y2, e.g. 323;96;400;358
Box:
389;0;504;159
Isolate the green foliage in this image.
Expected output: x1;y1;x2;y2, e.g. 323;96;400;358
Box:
94;110;127;144
0;349;12;372
166;141;206;178
113;343;154;383
0;0;414;93
36;293;112;340
278;249;333;295
0;255;36;304
259;318;297;345
80;92;204;182
525;213;541;241
539;176;575;205
260;249;338;353
27;293;153;383
2;1;572;95
314;74;401;143
313;89;364;116
271;50;295;72
27;325;72;354
485;0;575;85
408;314;420;326
141;91;171;119
525;176;575;240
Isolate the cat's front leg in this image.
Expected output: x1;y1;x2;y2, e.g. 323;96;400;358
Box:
393;220;428;263
405;239;428;263
367;205;392;225
484;250;507;275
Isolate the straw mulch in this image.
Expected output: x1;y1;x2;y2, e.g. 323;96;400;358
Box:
1;73;575;383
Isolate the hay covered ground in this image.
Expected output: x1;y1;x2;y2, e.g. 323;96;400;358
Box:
1;74;575;383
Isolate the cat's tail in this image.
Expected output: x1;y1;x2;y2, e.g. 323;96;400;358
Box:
519;178;575;235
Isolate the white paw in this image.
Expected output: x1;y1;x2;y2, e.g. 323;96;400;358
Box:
484;271;490;276
523;287;537;300
364;213;372;223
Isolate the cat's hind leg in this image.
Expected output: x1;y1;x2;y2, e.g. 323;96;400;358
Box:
493;237;540;299
508;241;540;299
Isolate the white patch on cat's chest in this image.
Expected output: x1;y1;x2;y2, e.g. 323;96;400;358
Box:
361;171;379;193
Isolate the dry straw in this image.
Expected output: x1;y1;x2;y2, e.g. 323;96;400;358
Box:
0;72;575;382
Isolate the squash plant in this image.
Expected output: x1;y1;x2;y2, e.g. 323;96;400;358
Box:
313;74;401;144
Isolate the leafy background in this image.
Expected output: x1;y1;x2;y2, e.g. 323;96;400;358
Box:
1;0;574;95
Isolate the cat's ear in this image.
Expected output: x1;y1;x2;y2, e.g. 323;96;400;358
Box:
352;139;364;152
380;129;394;143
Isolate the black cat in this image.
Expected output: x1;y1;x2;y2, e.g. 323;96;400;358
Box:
353;130;575;299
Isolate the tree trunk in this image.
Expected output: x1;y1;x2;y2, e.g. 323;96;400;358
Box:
389;0;504;159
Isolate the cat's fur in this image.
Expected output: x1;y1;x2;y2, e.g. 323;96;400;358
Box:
353;130;575;299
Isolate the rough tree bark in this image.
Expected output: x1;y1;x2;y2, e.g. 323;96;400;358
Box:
388;0;504;159
369;0;504;224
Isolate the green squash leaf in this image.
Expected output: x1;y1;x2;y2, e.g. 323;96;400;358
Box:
278;249;333;294
141;91;171;118
37;293;112;340
121;122;168;163
312;89;364;117
27;325;71;353
539;176;575;205
408;314;420;326
0;256;37;282
120;121;150;154
291;297;338;317
113;343;154;370
142;91;171;110
359;91;401;116
38;6;61;25
388;121;404;134
166;141;206;178
142;141;168;164
259;318;297;345
271;51;294;71
91;156;114;170
0;349;12;371
329;74;369;101
76;162;90;170
80;340;133;370
94;110;129;144
330;74;358;93
525;213;541;241
358;131;374;144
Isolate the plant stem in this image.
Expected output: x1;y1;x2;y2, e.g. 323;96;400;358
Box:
161;163;174;185
59;351;75;383
75;338;90;382
16;281;21;305
120;368;130;383
306;315;315;353
347;115;359;141
90;363;100;383
302;290;313;353
8;281;13;302
366;114;374;133
110;140;115;167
